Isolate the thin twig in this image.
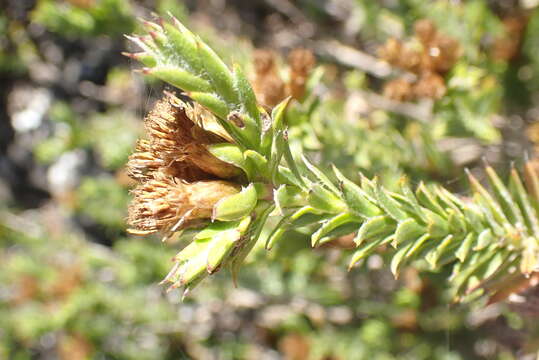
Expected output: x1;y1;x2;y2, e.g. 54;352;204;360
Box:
355;90;432;123
317;40;416;81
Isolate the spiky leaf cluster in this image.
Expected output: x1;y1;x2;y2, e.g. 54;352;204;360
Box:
125;16;538;300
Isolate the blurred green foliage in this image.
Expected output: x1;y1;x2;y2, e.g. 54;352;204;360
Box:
32;0;135;37
1;0;539;359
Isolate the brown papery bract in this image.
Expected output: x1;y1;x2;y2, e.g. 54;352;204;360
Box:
127;172;240;236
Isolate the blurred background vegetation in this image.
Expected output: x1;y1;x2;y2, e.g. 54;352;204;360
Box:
2;0;539;359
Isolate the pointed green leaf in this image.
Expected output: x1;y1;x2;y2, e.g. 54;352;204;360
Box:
195;38;238;106
302;155;340;195
282;135;305;187
271;97;291;132
467;170;508;227
188;92;229;119
213;183;257;221
349;235;393;269
308;184;347;214
180;252;209;286
462;204;485;232
509;168;539;237
354;215;395;246
233;64;260;124
524;161;539;202
394;219;426;247
206;229;242;273
195;220;241;240
274;185;306;214
456;233;475;262
126;52;157;67
230;203;273;283
474;228;493;250
244;150;270;180
374;183;408;221
149;66;212;92
269;129;285;184
333;165;380;218
485;166;524;226
390;240;415;276
173;238;210;264
311;213;360;247
265;214;292;250
162;20;203;73
425;234;455;269
207;143;249;176
416;183;446;218
452;248;497;294
399;178;428;223
446;209;467;236
424;209;449;238
404;233;431;259
360;174;377;199
278;165;309;189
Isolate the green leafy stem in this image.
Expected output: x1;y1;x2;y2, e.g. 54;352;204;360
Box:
125;15;539;300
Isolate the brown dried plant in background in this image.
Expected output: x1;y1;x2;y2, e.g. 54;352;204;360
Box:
526;122;539;161
251;50;286;109
287;48;316;100
251;48;315;109
492;13;529;62
383;78;414;102
126;93;241;239
379;19;461;102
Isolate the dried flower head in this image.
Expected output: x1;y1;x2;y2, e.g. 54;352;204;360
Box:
383;78;414;102
379;19;459;103
127;172;240;237
414;19;437;46
413;72;446;99
492;14;529;62
251;48;316;109
126;92;244;240
251;49;286;109
127;139;163;182
287;48;316;100
127;93;239;180
429;35;460;73
378;38;403;67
